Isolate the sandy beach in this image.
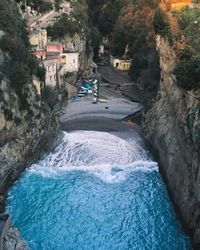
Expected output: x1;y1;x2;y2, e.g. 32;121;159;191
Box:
60;79;142;133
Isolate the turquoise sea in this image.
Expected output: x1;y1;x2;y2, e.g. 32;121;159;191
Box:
7;131;191;250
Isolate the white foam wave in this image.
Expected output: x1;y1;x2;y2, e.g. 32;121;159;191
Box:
28;131;158;183
29;161;158;183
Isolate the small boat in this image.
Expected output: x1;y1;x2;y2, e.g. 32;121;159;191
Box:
98;99;107;103
77;93;86;97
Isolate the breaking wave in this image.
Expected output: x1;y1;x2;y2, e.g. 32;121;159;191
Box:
29;131;158;182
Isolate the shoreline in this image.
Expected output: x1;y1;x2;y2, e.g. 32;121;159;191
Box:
1;75;193;247
0;128;63;214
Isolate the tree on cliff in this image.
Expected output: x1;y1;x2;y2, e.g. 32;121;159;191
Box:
173;56;200;90
153;7;173;44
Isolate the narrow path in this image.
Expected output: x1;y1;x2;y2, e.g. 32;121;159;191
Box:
98;65;141;102
98;65;132;85
30;10;57;28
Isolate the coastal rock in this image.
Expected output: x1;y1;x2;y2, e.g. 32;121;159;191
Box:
3;228;28;250
143;35;200;241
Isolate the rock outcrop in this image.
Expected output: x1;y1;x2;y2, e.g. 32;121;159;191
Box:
3;228;28;250
143;35;200;245
0;0;61;204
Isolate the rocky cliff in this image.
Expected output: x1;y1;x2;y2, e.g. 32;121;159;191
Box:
0;0;61;207
143;35;200;245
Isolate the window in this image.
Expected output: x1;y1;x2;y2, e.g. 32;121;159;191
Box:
73;59;76;63
50;76;52;81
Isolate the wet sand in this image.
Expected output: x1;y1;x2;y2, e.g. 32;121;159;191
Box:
60;82;142;133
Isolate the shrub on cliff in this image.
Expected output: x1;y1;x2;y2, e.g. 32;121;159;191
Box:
55;0;62;11
42;86;59;110
111;24;135;57
173;56;200;90
178;47;193;60
90;27;101;60
47;13;80;39
88;0;123;36
36;64;46;84
26;0;52;13
179;8;200;53
153;7;173;44
129;55;148;80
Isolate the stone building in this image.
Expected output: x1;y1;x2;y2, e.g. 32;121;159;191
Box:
60;52;79;72
110;56;131;71
43;59;58;85
29;29;47;49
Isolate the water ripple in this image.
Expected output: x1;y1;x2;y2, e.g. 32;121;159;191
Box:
7;131;191;249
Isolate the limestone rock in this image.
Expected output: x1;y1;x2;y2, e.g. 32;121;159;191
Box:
143;35;200;240
3;228;28;250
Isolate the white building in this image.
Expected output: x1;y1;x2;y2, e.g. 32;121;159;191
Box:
60;52;79;72
110;55;131;71
43;52;79;85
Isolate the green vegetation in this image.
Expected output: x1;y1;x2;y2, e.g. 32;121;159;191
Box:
111;24;135;57
41;85;59;110
173;56;200;90
0;0;40;109
88;27;101;59
153;7;173;44
179;47;193;60
55;0;63;11
47;13;80;39
88;0;123;36
172;8;200;90
179;8;200;53
47;0;88;39
17;0;52;13
88;0;160;111
36;64;46;84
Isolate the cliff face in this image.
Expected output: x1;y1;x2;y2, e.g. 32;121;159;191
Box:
0;0;92;195
143;35;200;243
0;75;49;194
0;0;60;201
